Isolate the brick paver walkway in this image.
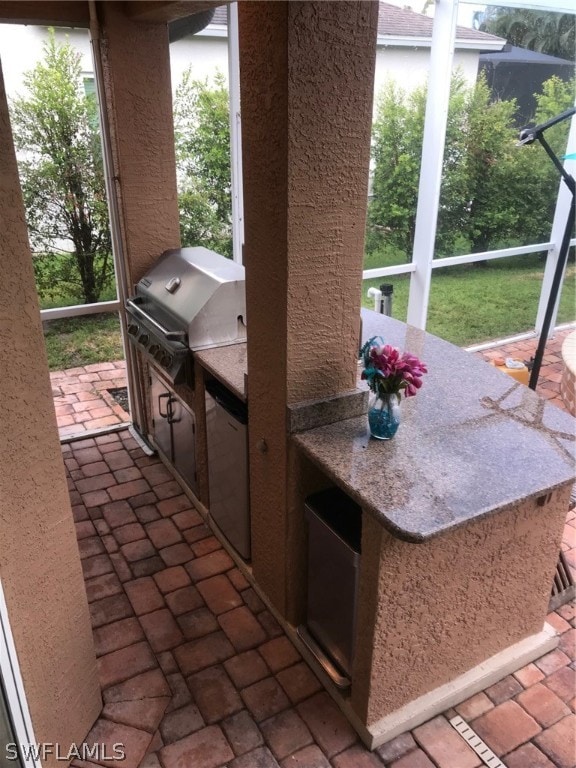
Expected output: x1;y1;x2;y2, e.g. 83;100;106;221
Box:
51;360;129;440
64;429;575;768
472;326;574;414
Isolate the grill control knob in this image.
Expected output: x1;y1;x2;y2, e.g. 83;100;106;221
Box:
149;344;159;357
138;333;149;346
128;323;139;336
162;354;173;369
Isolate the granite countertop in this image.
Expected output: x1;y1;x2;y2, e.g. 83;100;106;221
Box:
195;343;248;402
293;310;576;542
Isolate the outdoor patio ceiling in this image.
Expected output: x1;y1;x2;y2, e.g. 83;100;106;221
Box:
0;0;227;26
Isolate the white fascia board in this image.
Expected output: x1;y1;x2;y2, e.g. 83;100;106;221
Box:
454;38;506;50
377;35;505;51
377;34;432;47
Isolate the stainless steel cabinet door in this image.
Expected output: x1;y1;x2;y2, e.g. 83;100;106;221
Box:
150;369;172;461
170;396;197;495
205;393;250;559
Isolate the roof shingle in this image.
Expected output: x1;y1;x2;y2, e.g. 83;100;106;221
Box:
209;2;504;47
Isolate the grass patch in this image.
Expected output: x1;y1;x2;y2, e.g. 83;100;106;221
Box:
43;313;124;371
362;253;575;347
41;255;575;371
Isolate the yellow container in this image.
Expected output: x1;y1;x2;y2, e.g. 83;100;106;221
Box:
490;357;530;386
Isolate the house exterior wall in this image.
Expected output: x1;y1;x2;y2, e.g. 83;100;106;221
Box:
0;61;100;762
374;46;480;96
170;33;228;90
0;21;482;105
0;24;92;95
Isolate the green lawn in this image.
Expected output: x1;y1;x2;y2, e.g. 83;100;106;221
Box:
42;255;575;370
362;252;575;347
43;313;124;370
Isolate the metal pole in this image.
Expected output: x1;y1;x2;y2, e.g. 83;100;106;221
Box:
228;2;245;264
518;109;576;391
88;1;148;435
529;200;575;390
380;283;393;316
535;114;576;336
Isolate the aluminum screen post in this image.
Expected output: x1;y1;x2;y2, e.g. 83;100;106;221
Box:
407;0;458;329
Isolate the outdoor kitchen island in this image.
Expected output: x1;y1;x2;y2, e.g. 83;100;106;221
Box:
289;310;576;747
190;310;575;749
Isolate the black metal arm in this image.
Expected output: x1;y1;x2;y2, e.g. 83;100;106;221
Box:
517;108;575;391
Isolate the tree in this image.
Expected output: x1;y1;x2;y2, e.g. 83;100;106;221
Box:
481;8;575;62
173;70;232;257
368;73;574;261
522;75;576;243
368;81;426;257
456;75;525;253
10;31;113;305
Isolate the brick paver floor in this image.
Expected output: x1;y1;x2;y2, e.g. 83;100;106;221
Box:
64;425;575;768
51;359;129;440
472;325;574;414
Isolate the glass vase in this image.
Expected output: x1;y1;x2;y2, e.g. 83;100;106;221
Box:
368;391;401;440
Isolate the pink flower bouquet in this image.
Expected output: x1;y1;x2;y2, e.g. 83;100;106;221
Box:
360;337;427;399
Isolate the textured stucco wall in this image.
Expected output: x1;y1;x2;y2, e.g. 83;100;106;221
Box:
285;1;377;404
239;0;290;612
239;1;378;613
97;1;181;287
351;487;571;725
0;63;100;760
97;2;182;437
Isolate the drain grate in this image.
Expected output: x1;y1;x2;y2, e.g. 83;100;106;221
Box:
107;386;130;413
449;716;506;768
549;551;576;612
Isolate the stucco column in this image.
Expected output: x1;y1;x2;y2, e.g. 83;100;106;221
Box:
0;63;100;761
239;2;378;613
95;1;181;435
96;1;181;286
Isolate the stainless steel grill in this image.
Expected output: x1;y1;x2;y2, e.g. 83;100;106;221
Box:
125;247;246;384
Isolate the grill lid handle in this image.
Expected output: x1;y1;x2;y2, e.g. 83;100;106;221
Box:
126;298;187;343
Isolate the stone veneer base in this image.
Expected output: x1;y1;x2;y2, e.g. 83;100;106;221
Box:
341;621;558;750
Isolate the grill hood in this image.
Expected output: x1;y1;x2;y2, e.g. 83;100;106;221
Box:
132;247;246;350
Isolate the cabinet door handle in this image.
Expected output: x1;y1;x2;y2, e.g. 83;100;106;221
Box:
158;392;170;419
168;396;181;425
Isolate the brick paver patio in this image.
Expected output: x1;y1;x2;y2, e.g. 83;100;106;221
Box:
55;328;575;766
64;439;575;766
473;326;574;414
51;360;129;440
